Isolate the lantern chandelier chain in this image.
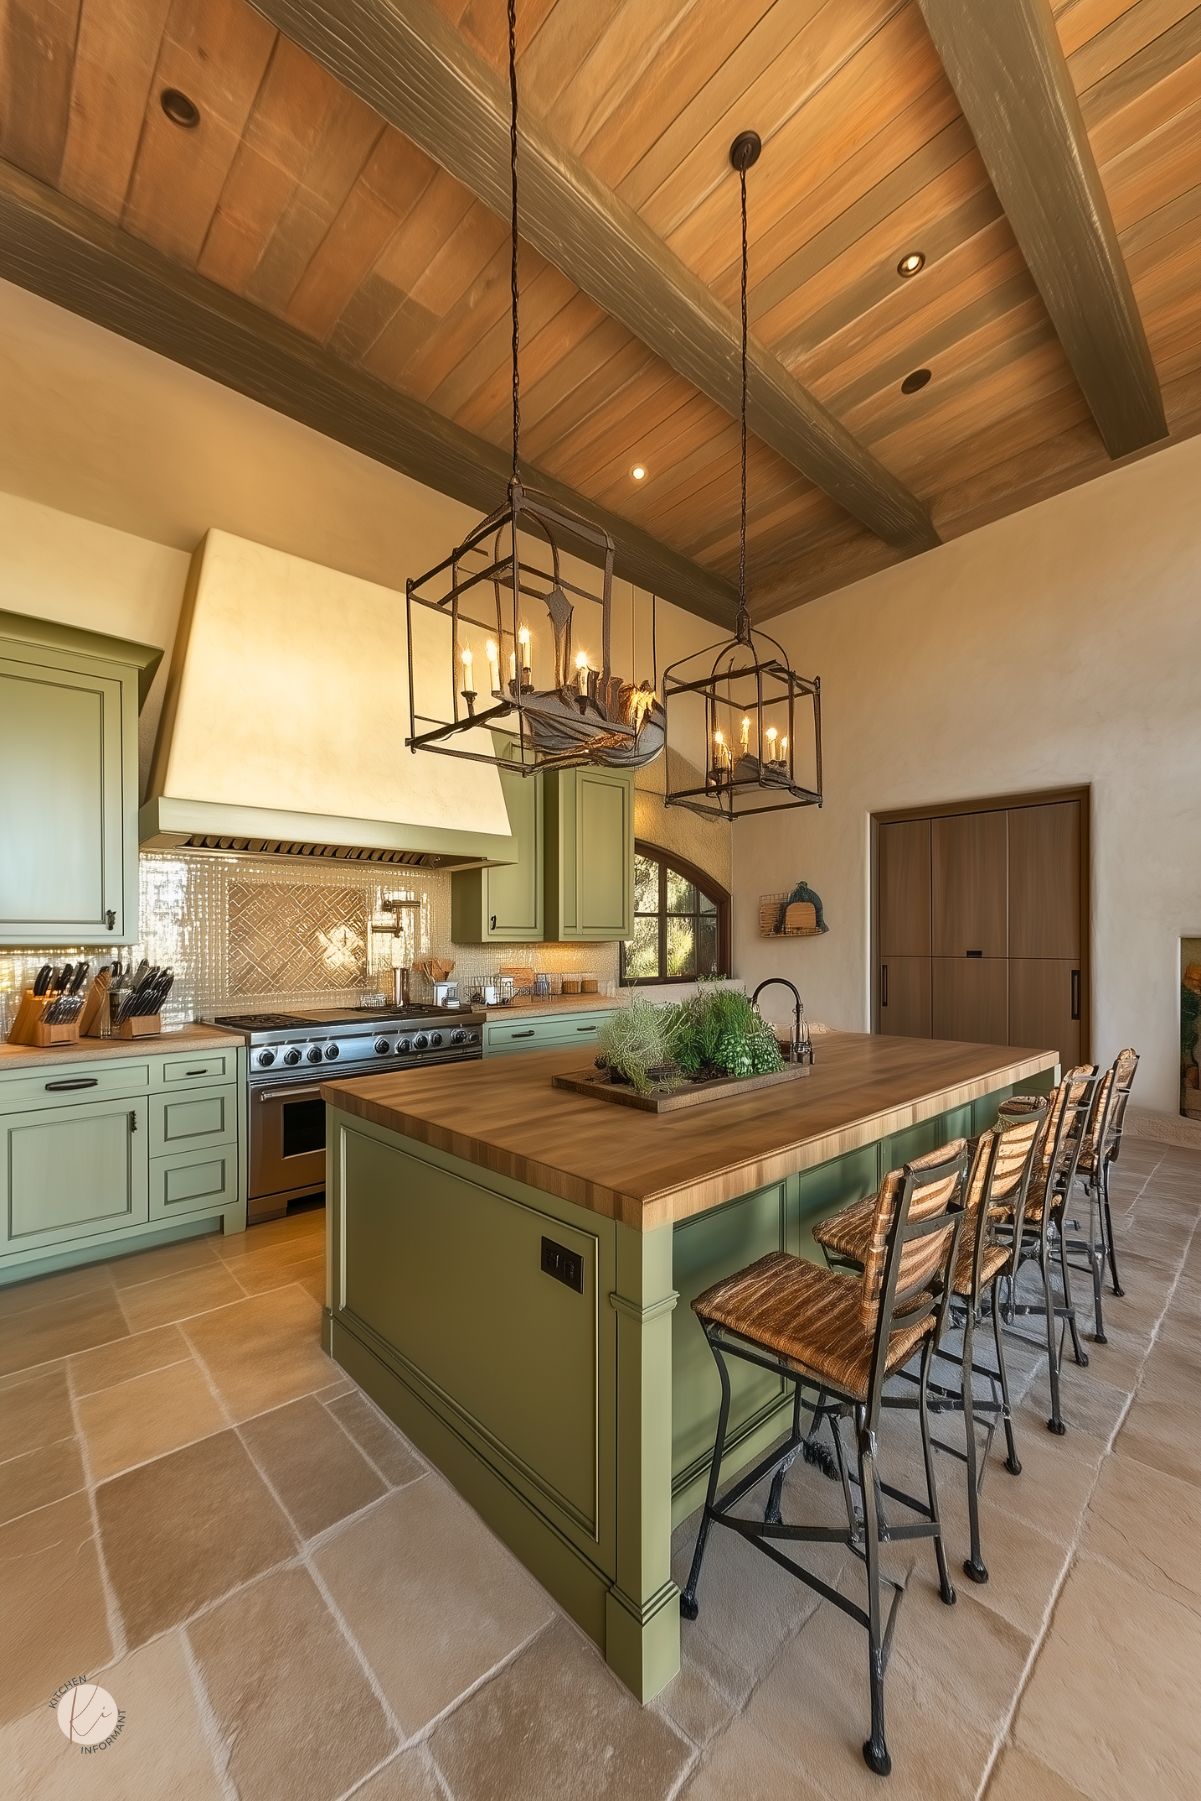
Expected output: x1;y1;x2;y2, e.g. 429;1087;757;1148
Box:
508;0;521;484
736;153;750;644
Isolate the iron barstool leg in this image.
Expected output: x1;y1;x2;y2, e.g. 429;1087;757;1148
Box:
681;1335;732;1621
1039;1246;1066;1435
960;1305;988;1584
1087;1180;1108;1344
764;1381;806;1524
857;1408;891;1779
990;1284;1021;1476
917;1336;957;1607
1102;1162;1125;1296
1057;1218;1089;1368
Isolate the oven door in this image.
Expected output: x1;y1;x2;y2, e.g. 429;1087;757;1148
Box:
248;1080;328;1219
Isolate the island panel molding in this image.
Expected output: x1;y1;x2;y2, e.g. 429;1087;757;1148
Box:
322;1031;1061;1229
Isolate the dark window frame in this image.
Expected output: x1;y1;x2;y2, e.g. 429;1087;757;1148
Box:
620;841;732;986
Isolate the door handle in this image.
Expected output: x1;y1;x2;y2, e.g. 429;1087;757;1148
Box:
45;1077;99;1091
257;1085;323;1103
966;949;983;958
129;1110;138;1133
880;964;888;1008
1070;969;1081;1021
490;915;497;930
105;909;116;930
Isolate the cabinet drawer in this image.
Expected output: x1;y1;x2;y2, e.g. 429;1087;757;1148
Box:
0;1060;153;1113
150;1144;238;1221
2;1097;149;1253
149;1085;237;1157
158;1049;238;1087
484;1011;613;1054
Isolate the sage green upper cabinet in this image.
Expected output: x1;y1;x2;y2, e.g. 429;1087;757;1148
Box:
451;751;544;944
545;766;634;942
0;612;160;947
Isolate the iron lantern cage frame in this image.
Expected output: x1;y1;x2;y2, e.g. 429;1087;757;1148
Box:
662;623;822;819
405;477;664;776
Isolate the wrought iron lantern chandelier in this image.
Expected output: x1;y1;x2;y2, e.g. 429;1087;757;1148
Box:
662;133;822;820
405;0;664;777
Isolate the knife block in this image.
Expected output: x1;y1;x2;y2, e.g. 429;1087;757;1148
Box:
115;1014;162;1040
6;989;83;1048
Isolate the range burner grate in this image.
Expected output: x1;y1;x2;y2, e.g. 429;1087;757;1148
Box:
212;1012;314;1030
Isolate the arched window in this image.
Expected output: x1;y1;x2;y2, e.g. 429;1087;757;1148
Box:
621;843;731;985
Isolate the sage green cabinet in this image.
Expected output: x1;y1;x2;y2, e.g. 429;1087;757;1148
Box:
452;761;633;946
545;766;634;942
451;752;544;943
483;1008;616;1056
0;612;160;947
0;1096;149;1255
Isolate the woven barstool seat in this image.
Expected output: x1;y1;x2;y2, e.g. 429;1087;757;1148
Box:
815;1195;1010;1298
693;1251;933;1399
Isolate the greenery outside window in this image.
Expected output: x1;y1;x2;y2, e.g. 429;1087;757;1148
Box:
621;843;731;985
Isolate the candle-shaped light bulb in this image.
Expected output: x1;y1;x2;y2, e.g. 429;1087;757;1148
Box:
486;640;499;690
508;647;517;683
780;735;788;763
517;624;531;682
739;715;751;755
765;725;778;762
713;727;726;770
461;645;473;674
575;649;589;696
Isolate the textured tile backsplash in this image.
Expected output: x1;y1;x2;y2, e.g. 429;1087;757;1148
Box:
0;852;619;1035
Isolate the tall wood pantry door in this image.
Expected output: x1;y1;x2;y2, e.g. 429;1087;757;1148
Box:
872;794;1086;1067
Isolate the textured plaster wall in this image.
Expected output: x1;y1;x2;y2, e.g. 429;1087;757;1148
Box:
732;432;1201;1134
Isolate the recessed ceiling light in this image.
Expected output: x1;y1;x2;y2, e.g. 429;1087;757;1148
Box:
897;250;925;278
901;368;932;395
630;463;648;481
161;87;200;129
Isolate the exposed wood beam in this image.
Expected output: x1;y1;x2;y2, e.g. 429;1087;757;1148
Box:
0;160;735;626
916;0;1167;459
247;0;939;554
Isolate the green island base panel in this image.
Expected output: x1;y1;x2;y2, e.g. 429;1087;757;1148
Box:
322;1040;1057;1703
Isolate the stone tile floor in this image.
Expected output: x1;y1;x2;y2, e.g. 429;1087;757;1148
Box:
0;1139;1197;1799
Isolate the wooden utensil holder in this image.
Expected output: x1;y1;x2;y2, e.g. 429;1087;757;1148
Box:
5;989;82;1049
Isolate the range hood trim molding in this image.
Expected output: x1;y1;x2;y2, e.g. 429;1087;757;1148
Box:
139;796;518;871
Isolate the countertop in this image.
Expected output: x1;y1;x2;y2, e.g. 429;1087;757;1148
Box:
0;1022;241;1072
323;1030;1059;1230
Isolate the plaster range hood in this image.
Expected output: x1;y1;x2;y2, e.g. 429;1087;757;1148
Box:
140;530;516;871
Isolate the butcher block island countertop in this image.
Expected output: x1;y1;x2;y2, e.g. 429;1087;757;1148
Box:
321;1030;1059;1230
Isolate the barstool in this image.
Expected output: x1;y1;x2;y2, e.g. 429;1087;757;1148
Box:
680;1140;968;1778
1076;1049;1140;1301
996;1066;1099;1434
814;1107;1048;1584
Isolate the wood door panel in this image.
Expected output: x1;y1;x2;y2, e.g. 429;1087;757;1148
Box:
1008;801;1081;959
878;819;931;956
931;810;1008;956
878;956;932;1039
1009;958;1081;1069
932;957;1009;1046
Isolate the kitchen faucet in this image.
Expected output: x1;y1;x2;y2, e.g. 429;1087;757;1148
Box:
751;977;814;1065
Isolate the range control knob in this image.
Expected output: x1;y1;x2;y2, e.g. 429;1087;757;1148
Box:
306;1045;324;1065
412;1033;429;1051
324;1043;340;1061
396;1037;412;1054
374;1037;391;1055
429;1032;443;1048
451;1028;467;1045
283;1047;302;1066
257;1048;276;1068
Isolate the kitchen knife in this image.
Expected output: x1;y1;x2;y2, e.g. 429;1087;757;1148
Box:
69;961;89;994
59;963;76;995
32;964;52;996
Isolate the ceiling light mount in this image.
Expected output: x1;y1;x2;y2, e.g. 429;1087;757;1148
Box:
630;463;648;482
901;367;932;394
160;87;200;129
729;130;762;174
897;250;925;278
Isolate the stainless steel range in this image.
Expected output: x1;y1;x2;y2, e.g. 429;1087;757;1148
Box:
209;1005;484;1224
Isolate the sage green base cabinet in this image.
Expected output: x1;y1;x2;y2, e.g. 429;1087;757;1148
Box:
323;1077;1027;1705
483;1007;616;1057
0;611;160;946
0;1048;246;1284
451;763;633;946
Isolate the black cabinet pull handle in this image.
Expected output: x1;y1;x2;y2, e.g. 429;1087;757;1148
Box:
129;1110;138;1133
185;1068;207;1077
576;1024;595;1031
45;1077;99;1091
880;964;889;1008
105;909;116;930
490;915;497;930
1070;969;1081;1021
512;1029;535;1039
966;949;983;958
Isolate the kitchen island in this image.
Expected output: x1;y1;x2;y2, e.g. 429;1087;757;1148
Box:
321;1031;1058;1702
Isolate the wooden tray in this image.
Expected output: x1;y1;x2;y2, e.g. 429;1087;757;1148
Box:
552;1061;811;1113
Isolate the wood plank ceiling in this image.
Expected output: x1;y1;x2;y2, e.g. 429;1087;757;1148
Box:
0;0;1197;620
